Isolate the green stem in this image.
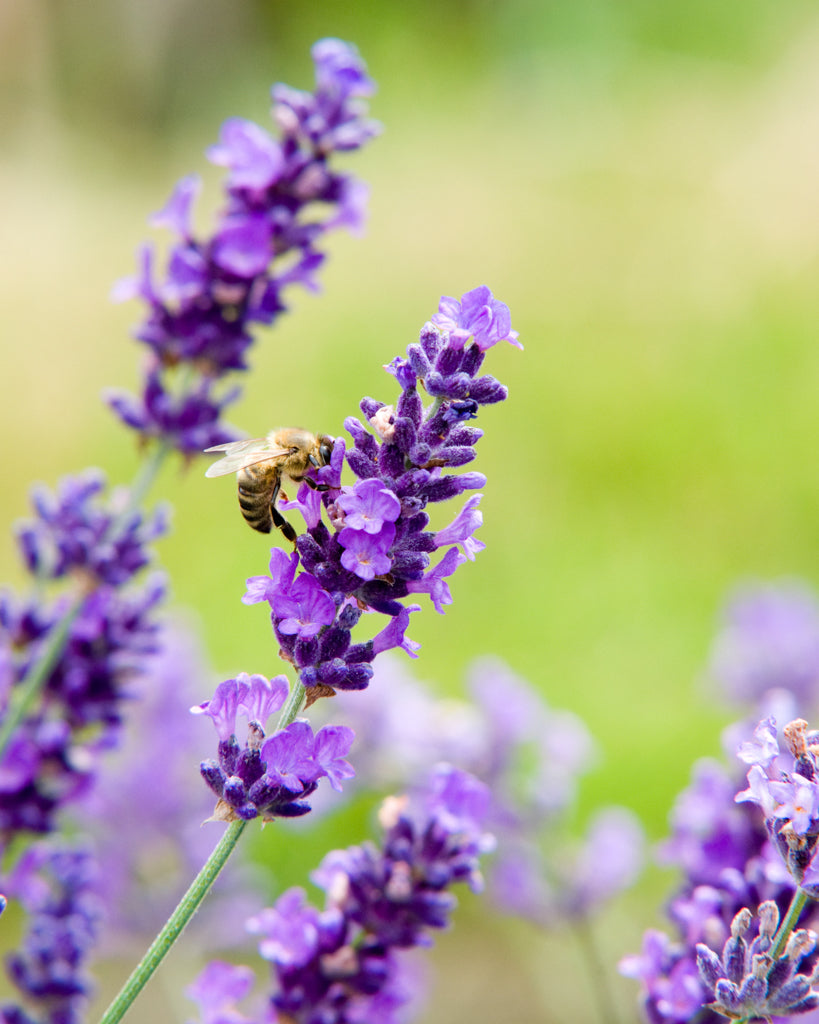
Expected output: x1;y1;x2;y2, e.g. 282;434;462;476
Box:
0;593;86;761
115;440;171;525
573;919;621;1024
0;441;171;764
95;674;305;1024
277;678;306;730
769;885;811;959
96;819;247;1024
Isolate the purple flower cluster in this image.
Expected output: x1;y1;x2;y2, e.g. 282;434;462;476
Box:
622;581;819;1024
313;654;644;927
193;672;354;821
0;472;166;851
0;842;103;1024
619;760;803;1024
107;38;379;455
696;903;819;1019
242;286;519;695
621;725;819;1023
14;469;167;587
736;716;819;891
186;765;493;1024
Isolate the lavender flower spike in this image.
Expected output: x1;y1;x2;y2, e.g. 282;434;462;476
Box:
109;39;379;455
242;287;519;697
237;765;493;1024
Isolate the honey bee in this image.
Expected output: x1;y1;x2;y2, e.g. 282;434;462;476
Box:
204;428;335;542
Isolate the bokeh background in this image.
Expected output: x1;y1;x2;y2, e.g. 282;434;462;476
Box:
1;1;819;1021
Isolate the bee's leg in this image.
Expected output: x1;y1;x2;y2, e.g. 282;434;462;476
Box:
269;475;298;545
271;505;298;545
303;478;333;493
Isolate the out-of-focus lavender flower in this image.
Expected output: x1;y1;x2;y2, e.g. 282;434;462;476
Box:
0;841;103;1024
240;287;517;697
193;673;355;822
310;654;644;928
0;470;168;854
185;961;257;1024
0;575;165;851
186;766;493;1024
14;469;167;587
108;39;379;456
707;581;819;709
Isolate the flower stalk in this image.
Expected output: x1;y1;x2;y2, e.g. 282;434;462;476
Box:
96;819;247;1024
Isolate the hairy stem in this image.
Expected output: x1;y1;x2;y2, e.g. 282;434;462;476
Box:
96;819;247;1024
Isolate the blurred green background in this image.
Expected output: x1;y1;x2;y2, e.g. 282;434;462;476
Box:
2;0;819;1020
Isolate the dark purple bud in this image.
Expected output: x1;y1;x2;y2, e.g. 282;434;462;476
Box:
470;375;508;404
723;937;746;984
319;625;351;661
378;443;405;478
425;472;486;502
336;663;374;690
200;761;226;796
407;344;431;377
235;748;265;788
360;397;384;420
419;322;443;360
318;659;349;688
410;443;432;465
218;736;241;775
392;417;417;455
437;446;477;467
435;346;463;377
460;343;485;377
294;635;320;669
396;387;422;425
390;551;429;579
346;449;379;480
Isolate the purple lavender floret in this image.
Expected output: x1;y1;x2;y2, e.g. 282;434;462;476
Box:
0;575;165;848
0;842;103;1024
193;673;355;821
240;287;517;696
109;39;379;455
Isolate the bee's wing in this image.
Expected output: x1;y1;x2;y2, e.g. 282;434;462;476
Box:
204;438;291;477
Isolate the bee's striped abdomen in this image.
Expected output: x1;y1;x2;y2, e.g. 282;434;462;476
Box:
236;464;277;533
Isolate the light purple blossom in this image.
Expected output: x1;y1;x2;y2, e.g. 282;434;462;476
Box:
271;574;337;639
336;479;401;534
433;494;485;560
185;961;256;1024
338;523;395;581
431;286;522;352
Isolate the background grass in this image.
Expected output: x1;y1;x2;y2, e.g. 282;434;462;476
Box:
1;1;819;1020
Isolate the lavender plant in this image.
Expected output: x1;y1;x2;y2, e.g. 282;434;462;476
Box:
622;581;819;1024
